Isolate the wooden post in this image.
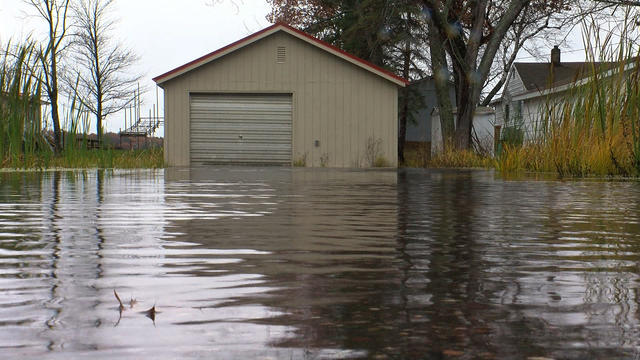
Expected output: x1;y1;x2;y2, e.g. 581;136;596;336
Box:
494;125;502;155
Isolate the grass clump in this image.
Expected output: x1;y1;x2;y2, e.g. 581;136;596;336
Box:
293;152;307;167
1;39;164;171
429;149;494;168
373;155;391;167
402;142;493;169
497;15;640;178
0;41;47;162
1;148;164;170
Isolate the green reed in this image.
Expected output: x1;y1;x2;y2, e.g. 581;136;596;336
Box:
497;14;640;178
0;41;45;165
1;40;164;170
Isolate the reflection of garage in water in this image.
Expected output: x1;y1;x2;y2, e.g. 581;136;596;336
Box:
154;23;408;167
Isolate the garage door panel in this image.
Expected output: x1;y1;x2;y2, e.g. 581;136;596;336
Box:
191;143;292;151
190;110;292;118
190;123;291;132
190;151;292;164
191;139;292;146
190;94;292;165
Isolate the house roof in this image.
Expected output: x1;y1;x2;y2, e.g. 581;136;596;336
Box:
153;23;408;87
514;61;617;92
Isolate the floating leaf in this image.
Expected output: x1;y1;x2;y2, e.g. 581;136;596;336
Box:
114;289;124;311
145;305;156;322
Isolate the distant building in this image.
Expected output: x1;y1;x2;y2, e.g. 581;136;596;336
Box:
407;79;497;156
153;23;408;167
494;46;619;141
431;106;496;156
405;77;455;145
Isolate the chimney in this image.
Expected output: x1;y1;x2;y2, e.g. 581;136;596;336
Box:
551;45;561;66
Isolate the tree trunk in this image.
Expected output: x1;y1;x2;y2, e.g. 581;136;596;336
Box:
94;7;103;147
423;0;530;151
398;39;411;163
50;92;62;152
427;21;455;151
398;91;409;163
96;111;102;146
50;45;62;153
96;83;103;146
454;103;473;150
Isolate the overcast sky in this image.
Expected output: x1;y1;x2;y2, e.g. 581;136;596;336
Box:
0;0;271;134
1;0;591;135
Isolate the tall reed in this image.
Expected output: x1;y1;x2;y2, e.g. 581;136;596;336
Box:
0;40;165;170
497;14;640;178
0;41;46;166
61;81;92;162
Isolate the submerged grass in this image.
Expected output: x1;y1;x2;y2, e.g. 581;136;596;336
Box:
1;148;164;170
1;39;164;170
497;15;640;178
0;41;46;161
428;149;493;169
402;144;494;169
403;15;640;179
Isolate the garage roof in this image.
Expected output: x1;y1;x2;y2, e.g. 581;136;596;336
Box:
153;23;408;87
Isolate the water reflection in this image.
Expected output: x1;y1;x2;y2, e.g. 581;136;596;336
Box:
0;168;640;359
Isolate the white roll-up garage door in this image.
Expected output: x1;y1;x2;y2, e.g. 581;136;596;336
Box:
190;93;292;165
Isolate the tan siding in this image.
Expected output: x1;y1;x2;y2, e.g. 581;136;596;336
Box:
349;70;358;166
336;72;344;166
180;90;189;166
358;70;366;165
161;31;399;167
390;86;398;165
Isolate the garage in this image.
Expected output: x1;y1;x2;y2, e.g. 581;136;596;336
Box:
190;93;292;165
154;23;407;167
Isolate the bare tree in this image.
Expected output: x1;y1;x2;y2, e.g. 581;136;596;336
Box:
595;0;640;5
480;3;575;106
422;0;577;150
71;0;141;144
25;0;71;153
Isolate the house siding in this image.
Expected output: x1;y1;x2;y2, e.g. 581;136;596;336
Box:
161;31;398;167
505;68;526;96
496;68;526;128
405;79;456;143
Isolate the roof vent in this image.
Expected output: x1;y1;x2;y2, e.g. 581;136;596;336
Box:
276;46;286;63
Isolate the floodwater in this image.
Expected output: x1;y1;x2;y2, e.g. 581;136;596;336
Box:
1;168;640;359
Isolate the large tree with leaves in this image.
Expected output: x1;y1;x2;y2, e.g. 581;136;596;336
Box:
267;0;428;71
268;0;431;161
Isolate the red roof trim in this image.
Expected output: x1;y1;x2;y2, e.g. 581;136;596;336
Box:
153;23;409;86
152;23;280;83
278;23;409;85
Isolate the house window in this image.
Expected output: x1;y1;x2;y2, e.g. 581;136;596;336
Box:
276;46;286;63
514;101;522;124
507;100;522;126
505;104;510;125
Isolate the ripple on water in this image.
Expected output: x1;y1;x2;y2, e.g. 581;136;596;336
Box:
0;169;639;359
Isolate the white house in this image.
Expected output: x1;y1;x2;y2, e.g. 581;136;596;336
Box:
431;106;496;156
494;46;618;141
